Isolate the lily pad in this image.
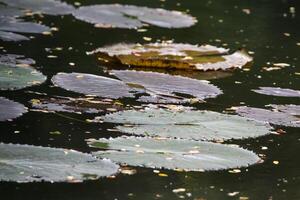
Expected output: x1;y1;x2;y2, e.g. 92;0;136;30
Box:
89;137;261;171
253;87;300;97
269;104;300;116
0;54;35;65
0;0;75;15
51;71;221;104
0;30;29;41
90;43;252;71
236;106;300;127
72;4;196;29
30;96;123;114
0;61;46;90
51;72;138;99
0;143;119;182
102;108;271;141
0;19;50;34
111;70;222;103
0;97;27;121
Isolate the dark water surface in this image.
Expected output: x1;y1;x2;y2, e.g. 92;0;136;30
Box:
0;0;299;199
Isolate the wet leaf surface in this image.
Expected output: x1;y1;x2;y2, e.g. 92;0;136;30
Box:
236;106;300;127
90;43;252;70
0;30;29;41
72;4;196;29
0;56;46;90
0;143;119;182
89;136;261;171
0;97;27;121
102;108;271;141
253;87;300;97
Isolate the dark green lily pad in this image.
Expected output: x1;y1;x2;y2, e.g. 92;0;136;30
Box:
0;97;27;121
0;143;119;182
89;137;261;171
30;96;123;114
111;70;222;103
253;87;300;97
73;4;196;29
0;0;75;15
236;106;300;127
0;61;46;90
90;43;252;71
102;108;271;141
51;72;139;99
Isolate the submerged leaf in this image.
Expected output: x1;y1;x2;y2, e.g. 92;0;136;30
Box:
236;106;300;127
253;87;300;97
0;97;27;121
89;137;261;171
90;43;252;71
0;143;119;182
0;0;75;15
72;4;196;29
0;59;46;90
30;96;123;114
102;108;271;141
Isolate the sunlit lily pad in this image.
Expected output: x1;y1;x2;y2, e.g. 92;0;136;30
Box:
0;143;119;182
89;137;261;171
0;0;75;15
73;4;196;29
0;60;46;90
52;71;221;104
30;96;123;114
269;104;300;116
51;72;138;99
102;108;271;141
0;54;35;65
236;106;300;127
90;43;252;71
0;5;25;19
253;87;300;97
0;19;50;34
0;97;27;121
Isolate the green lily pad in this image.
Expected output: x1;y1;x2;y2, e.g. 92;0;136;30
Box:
73;4;196;29
51;71;221;104
0;143;119;182
0;97;27;121
102;108;271;141
51;72;138;99
30;96;123;114
90;43;252;71
0;0;75;15
111;70;222;103
236;106;300;127
0;59;46;90
253;87;300;97
89;137;261;171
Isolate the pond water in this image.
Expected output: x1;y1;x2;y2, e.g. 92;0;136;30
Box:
0;0;299;199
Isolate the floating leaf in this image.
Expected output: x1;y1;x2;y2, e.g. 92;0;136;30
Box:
73;4;196;29
30;96;123;114
253;87;300;97
90;43;252;71
52;71;221;104
0;0;75;15
269;104;300;116
0;54;35;66
0;61;46;90
0;5;25;19
111;70;222;103
236;106;300;127
0;97;27;121
0;19;50;34
89;137;261;171
51;72;139;99
0;143;119;182
102;108;271;141
0;30;29;41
